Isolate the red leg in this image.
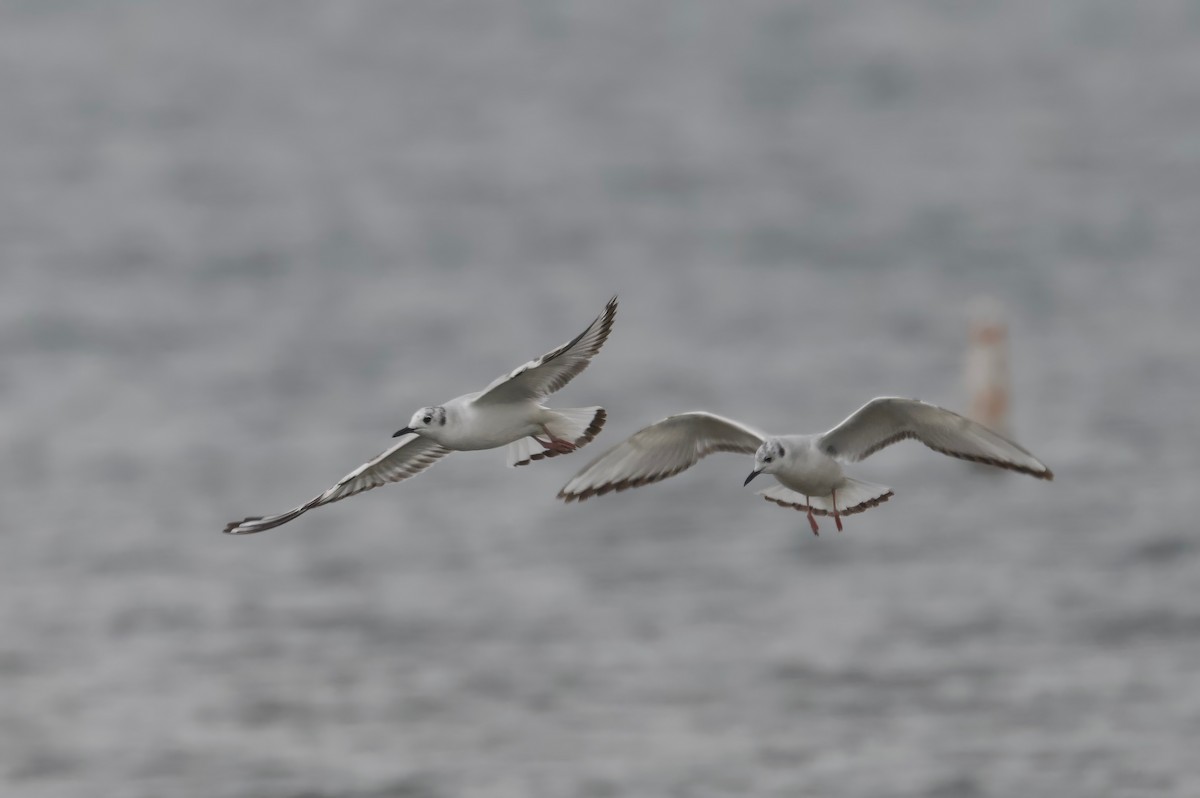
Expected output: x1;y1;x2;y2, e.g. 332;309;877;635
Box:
534;427;576;454
805;498;820;536
831;488;843;532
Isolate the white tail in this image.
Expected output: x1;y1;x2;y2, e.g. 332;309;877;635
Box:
507;407;606;467
758;477;894;516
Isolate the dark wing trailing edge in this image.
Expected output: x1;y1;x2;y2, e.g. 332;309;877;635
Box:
223;435;452;535
817;397;1053;479
558;411;764;501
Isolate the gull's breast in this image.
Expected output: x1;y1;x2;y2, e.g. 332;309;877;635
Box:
443;401;539;451
775;448;844;496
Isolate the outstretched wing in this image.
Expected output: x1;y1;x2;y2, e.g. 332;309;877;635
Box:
817;397;1053;479
474;296;617;405
558;412;765;501
223;435;452;535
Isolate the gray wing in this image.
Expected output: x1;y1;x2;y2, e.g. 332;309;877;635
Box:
558;412;765;501
223;435;452;535
817;397;1053;479
474;296;617;405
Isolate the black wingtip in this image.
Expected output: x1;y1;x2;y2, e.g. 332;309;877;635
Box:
599;296;618;327
223;517;261;535
597;296;618;334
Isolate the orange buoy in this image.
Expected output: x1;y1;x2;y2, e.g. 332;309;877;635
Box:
965;297;1010;435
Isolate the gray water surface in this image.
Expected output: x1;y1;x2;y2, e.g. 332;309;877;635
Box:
3;3;1199;796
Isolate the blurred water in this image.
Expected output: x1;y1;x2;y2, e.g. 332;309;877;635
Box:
3;2;1200;796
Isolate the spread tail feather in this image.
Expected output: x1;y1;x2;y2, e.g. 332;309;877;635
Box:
757;477;894;516
508;407;606;467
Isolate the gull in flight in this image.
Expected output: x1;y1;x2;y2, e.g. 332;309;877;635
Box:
224;297;618;535
558;397;1052;535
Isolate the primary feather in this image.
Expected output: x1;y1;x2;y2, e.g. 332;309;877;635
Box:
475;296;618;405
558;411;764;501
818;397;1053;479
223;434;453;535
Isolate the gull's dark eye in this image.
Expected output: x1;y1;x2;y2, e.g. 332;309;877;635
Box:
764;456;773;463
423;415;432;424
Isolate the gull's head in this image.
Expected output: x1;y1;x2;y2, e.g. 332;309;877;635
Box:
393;406;446;437
744;439;785;485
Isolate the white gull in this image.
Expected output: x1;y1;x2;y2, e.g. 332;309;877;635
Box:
558;397;1052;535
224;297;617;535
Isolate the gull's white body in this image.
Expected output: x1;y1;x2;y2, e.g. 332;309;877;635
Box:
414;395;549;451
224;297;618;535
765;435;846;498
558;397;1052;534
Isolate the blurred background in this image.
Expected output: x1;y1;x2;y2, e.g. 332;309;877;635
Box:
3;2;1199;796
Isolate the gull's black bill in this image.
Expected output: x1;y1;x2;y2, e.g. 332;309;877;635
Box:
743;469;762;486
393;427;416;438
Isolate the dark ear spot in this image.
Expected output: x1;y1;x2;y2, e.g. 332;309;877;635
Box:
439;415;446;426
824;444;836;456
